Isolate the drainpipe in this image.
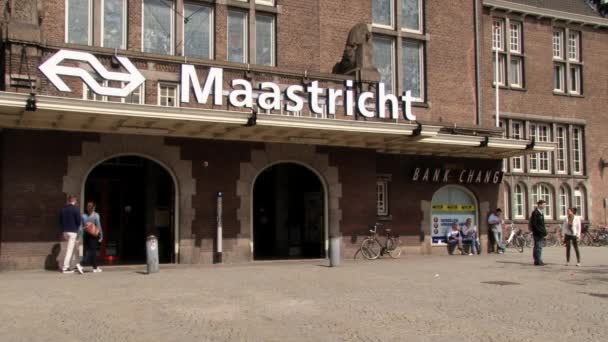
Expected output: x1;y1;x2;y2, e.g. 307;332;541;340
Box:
474;0;483;126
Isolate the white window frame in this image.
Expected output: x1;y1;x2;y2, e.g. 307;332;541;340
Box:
493;53;506;86
559;186;569;219
372;0;395;29
492;18;505;52
568;64;581;95
373;35;396;94
553;63;566;93
402;38;424;101
141;0;175;55
556;125;567;174
532;184;553;219
509;21;521;53
182;1;214;59
377;180;389;216
567;30;580;62
553;30;564;60
514;184;525;219
121;82;145;105
227;9;249;64
101;0;128;49
503;186;510;220
83;81;108;102
574;188;585;220
65;0;93;45
529;124;551;174
157;82;180;107
511;121;524;172
400;0;423;34
255;0;275;6
509;56;523;88
573;127;583;175
255;13;276;66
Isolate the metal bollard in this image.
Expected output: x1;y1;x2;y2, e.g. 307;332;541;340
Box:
329;235;341;267
146;235;159;274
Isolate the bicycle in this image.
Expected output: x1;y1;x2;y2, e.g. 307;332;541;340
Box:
360;223;402;260
545;226;563;247
505;223;525;253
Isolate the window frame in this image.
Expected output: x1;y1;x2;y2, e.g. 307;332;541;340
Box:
574;188;585;220
141;0;175;55
567;30;580;62
509;21;522;53
555;125;568;174
510;121;524;172
227;9;249;64
401;38;424;101
572;126;583;175
372;0;395;29
376;180;389;216
558;186;569;219
157;82;180;108
182;1;214;60
65;0;93;45
373;35;396;94
568;64;582;95
255;13;276;67
101;0;128;49
531;184;553;219
400;0;423;34
513;184;525;219
529;124;552;174
553;63;566;93
83;81;107;102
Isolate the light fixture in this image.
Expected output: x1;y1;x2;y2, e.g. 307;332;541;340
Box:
25;93;37;112
244;107;257;127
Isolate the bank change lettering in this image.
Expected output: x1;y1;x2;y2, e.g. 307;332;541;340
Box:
39;49;417;121
412;167;504;185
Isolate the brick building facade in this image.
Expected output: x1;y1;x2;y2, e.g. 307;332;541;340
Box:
0;0;603;270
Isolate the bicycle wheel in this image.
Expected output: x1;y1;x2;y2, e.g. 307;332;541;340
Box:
360;238;381;260
386;238;402;259
516;237;525;253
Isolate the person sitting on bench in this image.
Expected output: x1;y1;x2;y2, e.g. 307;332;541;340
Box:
462;218;480;255
446;223;465;255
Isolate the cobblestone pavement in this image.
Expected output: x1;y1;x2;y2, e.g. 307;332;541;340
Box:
1;247;607;342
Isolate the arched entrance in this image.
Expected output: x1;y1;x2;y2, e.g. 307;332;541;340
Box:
252;163;326;260
84;156;176;264
430;185;478;245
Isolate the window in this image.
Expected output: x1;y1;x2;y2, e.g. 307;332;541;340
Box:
574;187;585;219
402;39;423;100
158;83;179;107
255;0;275;5
227;10;248;63
372;0;394;28
66;0;92;45
531;184;553;219
124;84;144;104
511;121;524;172
559;186;569;219
553;30;563;59
554;63;565;92
494;18;524;88
569;65;581;95
102;0;126;49
568;31;580;62
377;180;389;216
183;2;213;59
143;0;174;55
554;28;583;95
509;21;521;53
514;184;525;219
529;124;551;173
573;127;583;174
556;126;567;173
83;82;107;102
255;14;275;66
401;0;422;33
373;36;395;93
503;185;510;220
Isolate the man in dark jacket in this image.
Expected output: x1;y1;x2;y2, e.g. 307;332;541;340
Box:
530;200;548;266
59;195;81;273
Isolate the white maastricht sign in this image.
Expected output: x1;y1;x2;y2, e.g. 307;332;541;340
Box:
39;49;417;121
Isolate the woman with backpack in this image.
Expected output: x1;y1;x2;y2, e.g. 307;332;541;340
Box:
76;202;103;274
561;207;582;267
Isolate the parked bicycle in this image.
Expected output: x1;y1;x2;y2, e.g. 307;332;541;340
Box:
580;225;608;247
545;226;564;247
360;223;402;260
505;223;525;253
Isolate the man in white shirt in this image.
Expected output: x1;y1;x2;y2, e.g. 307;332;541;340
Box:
488;208;506;254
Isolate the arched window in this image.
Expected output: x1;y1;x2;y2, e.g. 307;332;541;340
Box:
558;185;569;219
574;186;586;220
513;184;525;219
531;184;553;219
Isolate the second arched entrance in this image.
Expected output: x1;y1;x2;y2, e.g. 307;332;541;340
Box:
252;163;326;260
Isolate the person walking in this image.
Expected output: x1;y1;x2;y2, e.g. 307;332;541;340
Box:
561;207;581;267
530;200;548;266
76;202;103;274
59;195;81;273
488;208;506;254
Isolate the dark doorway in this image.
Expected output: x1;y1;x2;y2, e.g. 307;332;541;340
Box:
84;156;175;265
253;163;325;260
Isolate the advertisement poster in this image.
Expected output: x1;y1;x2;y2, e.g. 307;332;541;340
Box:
431;211;476;245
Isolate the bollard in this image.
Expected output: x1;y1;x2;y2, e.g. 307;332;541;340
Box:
146;235;159;274
329;235;341;267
